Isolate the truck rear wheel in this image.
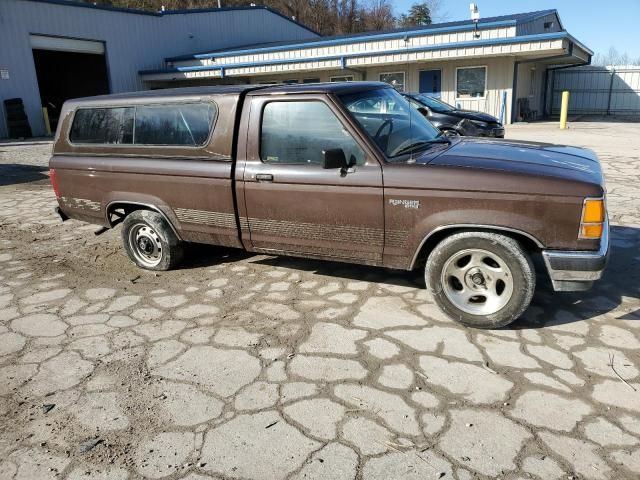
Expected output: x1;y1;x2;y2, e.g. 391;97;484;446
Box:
121;210;183;271
425;231;535;329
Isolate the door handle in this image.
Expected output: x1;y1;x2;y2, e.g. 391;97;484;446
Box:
255;173;274;182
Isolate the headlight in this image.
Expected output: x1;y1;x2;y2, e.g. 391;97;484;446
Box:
579;197;606;239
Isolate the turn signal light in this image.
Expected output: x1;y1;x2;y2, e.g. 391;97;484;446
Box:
582;198;605;223
580;224;604;239
579;197;605;239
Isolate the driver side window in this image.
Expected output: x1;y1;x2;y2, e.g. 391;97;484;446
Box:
261;101;365;166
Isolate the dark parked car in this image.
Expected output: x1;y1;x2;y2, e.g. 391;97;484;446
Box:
403;93;504;138
50;82;607;328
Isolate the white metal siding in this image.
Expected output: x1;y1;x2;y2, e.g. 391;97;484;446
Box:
163;38;564;85
0;0;317;138
175;27;516;69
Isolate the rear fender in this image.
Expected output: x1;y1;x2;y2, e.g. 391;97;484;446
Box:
104;192;182;241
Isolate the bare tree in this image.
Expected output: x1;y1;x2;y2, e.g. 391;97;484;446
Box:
605;46;621;66
619;52;630;66
593;46;640;67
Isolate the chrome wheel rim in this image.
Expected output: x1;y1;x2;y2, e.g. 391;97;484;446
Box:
441;248;513;315
128;223;162;267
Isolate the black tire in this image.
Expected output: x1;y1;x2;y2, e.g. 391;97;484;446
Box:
425;231;535;329
121;210;183;271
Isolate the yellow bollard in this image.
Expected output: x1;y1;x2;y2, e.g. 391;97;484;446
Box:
42;107;52;136
559;90;570;129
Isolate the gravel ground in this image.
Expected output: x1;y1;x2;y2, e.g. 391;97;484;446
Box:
0;121;639;480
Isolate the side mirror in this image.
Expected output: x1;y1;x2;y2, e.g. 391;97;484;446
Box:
417;106;430;116
323;148;348;170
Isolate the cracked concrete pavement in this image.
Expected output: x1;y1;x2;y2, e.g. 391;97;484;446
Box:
0;120;639;479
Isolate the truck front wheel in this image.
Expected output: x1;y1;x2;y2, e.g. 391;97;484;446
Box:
425;231;535;329
121;210;183;271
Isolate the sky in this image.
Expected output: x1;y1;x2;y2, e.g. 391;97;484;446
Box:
394;0;640;59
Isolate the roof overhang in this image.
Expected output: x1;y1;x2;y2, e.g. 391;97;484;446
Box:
141;32;587;82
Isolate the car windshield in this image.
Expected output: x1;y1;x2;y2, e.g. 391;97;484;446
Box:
412;94;455;113
339;88;442;160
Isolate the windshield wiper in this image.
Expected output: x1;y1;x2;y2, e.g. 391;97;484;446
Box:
393;136;451;156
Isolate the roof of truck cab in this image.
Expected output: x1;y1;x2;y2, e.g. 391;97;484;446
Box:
63;82;390;107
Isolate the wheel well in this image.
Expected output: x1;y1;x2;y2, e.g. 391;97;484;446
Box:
412;227;541;270
106;202;183;241
106;202;155;226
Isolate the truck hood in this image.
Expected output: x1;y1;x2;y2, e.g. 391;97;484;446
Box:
424;137;604;185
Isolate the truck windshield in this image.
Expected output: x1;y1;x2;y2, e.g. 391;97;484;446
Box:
339;87;442;160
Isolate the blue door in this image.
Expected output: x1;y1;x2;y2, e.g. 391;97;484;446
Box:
419;69;441;97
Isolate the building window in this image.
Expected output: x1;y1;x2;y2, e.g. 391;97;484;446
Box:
303;78;321;83
260;101;364;166
456;66;487;99
544;21;554;31
330;75;354;82
282;79;299;84
379;72;405;92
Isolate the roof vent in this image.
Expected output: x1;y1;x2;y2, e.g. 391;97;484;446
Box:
469;3;480;22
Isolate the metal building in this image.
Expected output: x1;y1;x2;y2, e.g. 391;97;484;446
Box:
0;0;318;138
143;9;592;125
1;3;593;139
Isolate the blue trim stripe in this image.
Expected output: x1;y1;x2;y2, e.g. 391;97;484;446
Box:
142;31;579;77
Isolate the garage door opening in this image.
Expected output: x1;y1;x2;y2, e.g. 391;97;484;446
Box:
31;35;109;132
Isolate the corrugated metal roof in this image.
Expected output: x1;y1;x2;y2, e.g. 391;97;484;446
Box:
166;9;558;61
19;0;319;35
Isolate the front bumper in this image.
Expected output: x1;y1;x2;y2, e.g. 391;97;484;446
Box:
541;219;609;292
456;119;504;138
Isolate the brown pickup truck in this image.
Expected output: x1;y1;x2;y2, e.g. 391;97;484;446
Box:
49;82;608;328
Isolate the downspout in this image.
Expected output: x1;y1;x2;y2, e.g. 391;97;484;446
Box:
542;48;591;117
340;57;367;80
511;60;520;123
543;42;591;117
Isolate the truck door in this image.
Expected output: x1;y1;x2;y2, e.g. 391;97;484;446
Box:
237;94;384;265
